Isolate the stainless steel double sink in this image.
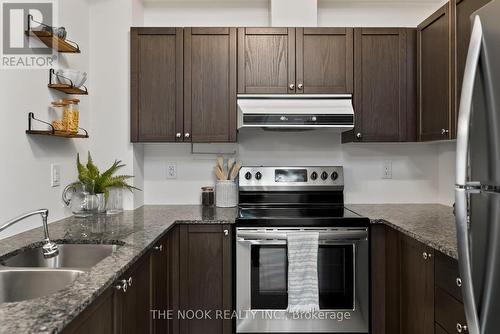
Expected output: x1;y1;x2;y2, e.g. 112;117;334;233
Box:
0;243;119;303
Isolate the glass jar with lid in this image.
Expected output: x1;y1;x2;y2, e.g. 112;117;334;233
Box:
62;98;80;133
50;100;68;132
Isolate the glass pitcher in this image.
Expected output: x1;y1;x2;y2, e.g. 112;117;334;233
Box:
62;181;99;217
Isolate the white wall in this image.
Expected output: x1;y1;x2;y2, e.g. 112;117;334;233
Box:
318;0;447;27
143;0;269;27
88;0;144;210
0;0;91;238
141;0;456;206
144;132;443;205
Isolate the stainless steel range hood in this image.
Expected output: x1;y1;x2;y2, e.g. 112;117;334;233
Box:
237;94;355;132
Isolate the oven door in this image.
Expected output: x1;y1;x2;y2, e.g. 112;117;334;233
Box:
236;228;369;333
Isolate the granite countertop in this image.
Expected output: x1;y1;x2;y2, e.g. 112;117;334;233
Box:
0;203;457;333
0;205;237;334
347;204;457;259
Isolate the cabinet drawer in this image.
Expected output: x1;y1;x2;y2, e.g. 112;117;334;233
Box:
435;287;467;334
435;252;462;302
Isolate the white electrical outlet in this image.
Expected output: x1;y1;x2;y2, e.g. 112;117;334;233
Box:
51;164;61;187
382;161;392;179
166;162;177;179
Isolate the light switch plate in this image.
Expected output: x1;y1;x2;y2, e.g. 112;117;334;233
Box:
166;162;177;179
382;161;392;179
51;163;61;187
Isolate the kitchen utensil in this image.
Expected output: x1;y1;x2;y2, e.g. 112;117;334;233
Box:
229;161;241;180
215;165;226;181
226;159;235;180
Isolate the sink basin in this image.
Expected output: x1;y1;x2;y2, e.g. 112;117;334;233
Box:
2;244;118;269
0;269;83;303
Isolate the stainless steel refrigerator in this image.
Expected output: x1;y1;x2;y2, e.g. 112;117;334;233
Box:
456;1;500;333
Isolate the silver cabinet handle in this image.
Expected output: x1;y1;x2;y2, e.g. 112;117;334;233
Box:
297;83;303;90
456;277;462;287
456;323;468;332
115;279;128;292
356;132;362;139
289;83;295;90
423;252;428;260
128;277;133;287
441;128;450;136
184;133;190;138
176;133;181;138
224;229;229;236
154;244;163;252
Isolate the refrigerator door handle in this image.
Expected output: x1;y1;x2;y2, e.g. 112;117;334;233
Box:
456;188;480;334
456;16;484;187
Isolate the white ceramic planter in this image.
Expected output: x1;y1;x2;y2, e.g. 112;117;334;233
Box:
215;180;238;208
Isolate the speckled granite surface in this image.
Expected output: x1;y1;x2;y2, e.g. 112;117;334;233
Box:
0;204;457;333
347;204;458;259
0;205;237;334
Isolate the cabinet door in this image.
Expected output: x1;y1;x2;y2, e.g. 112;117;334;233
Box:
417;4;453;141
115;253;152;334
184;28;237;143
152;234;169;334
179;225;232;334
61;288;114;334
346;28;416;142
400;235;434;334
455;0;491;138
238;28;295;94
131;28;183;142
296;28;353;94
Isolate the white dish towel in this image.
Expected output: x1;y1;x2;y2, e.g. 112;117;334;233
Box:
287;232;320;313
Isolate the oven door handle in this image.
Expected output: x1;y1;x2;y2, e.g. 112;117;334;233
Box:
236;230;368;241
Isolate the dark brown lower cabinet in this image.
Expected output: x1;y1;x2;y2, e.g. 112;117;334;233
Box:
179;224;233;334
61;288;115;334
372;225;466;334
63;250;152;334
114;252;152;334
400;234;435;334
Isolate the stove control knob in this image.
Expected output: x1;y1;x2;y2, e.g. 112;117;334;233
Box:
255;172;262;180
331;171;339;181
321;171;328;180
244;172;252;180
311;172;318;180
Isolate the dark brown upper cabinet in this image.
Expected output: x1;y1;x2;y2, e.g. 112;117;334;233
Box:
417;3;454;141
179;224;233;334
131;27;184;142
454;0;491;133
296;28;354;94
343;28;416;143
237;27;295;94
184;28;237;143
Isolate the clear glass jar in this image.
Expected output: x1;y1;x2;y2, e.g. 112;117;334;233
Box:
62;98;80;133
201;186;215;207
50;100;68;132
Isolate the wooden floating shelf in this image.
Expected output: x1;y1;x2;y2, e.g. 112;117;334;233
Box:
26;130;88;138
48;83;88;95
25;30;80;53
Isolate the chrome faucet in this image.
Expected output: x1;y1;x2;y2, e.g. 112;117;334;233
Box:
0;209;59;257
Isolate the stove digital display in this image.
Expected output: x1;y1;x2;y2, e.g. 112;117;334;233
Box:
275;169;308;183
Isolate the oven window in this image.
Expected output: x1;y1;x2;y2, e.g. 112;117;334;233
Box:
251;244;354;310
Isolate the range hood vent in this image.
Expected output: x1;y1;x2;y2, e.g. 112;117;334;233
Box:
237;94;355;132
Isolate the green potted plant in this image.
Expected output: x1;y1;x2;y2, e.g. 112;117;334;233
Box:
74;152;140;213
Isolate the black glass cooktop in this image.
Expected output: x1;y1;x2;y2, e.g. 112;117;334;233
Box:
236;205;369;227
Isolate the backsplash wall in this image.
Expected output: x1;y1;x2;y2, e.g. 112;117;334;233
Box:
144;131;454;205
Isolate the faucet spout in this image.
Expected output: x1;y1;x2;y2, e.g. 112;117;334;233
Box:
1;209;59;258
